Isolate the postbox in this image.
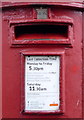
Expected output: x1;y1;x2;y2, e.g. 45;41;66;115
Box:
1;1;83;119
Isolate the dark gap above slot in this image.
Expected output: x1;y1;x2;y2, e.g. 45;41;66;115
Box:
15;25;68;40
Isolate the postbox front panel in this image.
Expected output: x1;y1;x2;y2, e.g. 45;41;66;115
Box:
2;4;82;119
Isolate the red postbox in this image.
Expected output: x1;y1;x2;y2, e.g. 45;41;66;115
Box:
1;1;84;119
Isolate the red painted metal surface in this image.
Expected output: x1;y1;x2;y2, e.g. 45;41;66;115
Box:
0;2;2;119
82;8;84;119
2;2;83;119
1;1;83;9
